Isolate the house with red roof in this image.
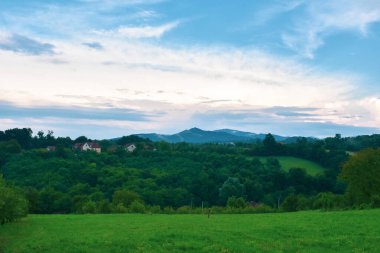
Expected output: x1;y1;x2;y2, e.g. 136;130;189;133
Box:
73;142;101;153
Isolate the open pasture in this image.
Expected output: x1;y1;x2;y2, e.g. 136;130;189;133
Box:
256;156;327;176
1;209;380;253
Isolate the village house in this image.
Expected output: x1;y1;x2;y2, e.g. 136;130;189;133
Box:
73;142;101;153
125;143;137;153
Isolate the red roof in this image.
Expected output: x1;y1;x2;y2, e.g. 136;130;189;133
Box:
87;142;101;149
73;142;101;149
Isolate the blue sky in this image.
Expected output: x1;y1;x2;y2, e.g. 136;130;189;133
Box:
0;0;380;138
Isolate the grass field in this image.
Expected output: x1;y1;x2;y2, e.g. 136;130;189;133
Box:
256;156;326;176
1;210;380;253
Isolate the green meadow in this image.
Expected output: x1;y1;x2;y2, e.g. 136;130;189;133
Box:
256;156;326;176
1;209;380;253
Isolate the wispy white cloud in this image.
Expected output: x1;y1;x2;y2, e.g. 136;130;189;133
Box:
252;0;305;25
282;0;380;58
79;0;166;5
94;21;180;39
0;0;166;40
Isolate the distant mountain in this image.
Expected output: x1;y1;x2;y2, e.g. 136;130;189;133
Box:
136;128;250;144
214;129;288;141
135;127;313;144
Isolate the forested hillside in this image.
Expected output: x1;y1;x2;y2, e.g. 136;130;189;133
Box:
1;128;380;215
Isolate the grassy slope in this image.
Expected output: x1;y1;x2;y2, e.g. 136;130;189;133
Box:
256;156;326;176
1;210;380;253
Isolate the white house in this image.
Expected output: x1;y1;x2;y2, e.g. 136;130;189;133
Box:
125;143;137;153
74;142;101;153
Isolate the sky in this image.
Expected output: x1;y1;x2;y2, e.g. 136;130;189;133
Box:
1;0;380;139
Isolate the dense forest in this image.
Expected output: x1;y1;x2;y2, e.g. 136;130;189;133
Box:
1;128;380;222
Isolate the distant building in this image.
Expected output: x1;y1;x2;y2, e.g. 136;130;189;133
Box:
82;142;101;153
125;143;137;153
46;146;56;152
73;142;101;153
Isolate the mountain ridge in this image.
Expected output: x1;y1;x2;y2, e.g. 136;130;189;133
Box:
135;127;314;144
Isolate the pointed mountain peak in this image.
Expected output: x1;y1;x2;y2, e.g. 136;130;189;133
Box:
188;127;204;132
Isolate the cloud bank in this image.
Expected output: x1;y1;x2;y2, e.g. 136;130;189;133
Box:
0;0;379;138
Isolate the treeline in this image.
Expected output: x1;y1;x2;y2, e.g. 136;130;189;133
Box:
0;128;148;151
0;128;380;217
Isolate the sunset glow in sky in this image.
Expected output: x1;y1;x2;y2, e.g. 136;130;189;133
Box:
1;0;380;138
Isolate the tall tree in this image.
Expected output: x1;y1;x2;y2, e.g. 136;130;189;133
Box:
262;133;281;155
341;148;380;205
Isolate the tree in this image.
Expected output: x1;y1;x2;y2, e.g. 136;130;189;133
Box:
341;148;380;205
74;136;88;143
219;177;244;204
0;175;28;224
24;187;40;213
263;133;276;149
117;135;149;146
262;133;282;155
1;128;32;149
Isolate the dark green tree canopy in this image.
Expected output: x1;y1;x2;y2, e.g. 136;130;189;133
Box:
341;148;380;205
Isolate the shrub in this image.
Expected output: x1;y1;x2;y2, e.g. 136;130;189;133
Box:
313;192;335;210
80;201;97;214
281;194;300;212
97;200;112;213
245;204;274;214
113;203;128;213
163;206;174;214
129;200;146;213
211;206;225;214
149;205;161;214
227;196;247;209
313;193;348;210
112;190;141;208
176;205;191;214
